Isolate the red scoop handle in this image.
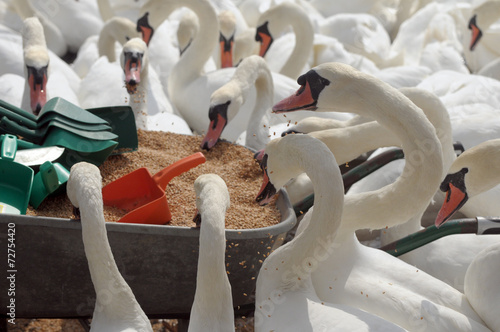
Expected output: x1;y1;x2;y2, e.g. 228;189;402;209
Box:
152;152;206;190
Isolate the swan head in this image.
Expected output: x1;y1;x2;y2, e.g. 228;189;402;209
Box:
256;134;315;205
200;82;243;150
136;11;154;46
468;14;482;51
67;162;103;218
218;11;236;68
22;17;49;115
272;63;380;116
193;174;230;226
121;38;148;94
435;139;500;227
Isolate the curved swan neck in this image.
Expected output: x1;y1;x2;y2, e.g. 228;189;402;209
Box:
258;136;344;296
234;56;274;149
310;121;395;164
260;3;313;79
98;17;138;62
151;0;218;92
314;65;443;233
78;185;141;316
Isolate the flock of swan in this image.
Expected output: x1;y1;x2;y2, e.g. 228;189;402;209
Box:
2;0;500;331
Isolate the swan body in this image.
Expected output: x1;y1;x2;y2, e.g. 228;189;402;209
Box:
66;162;152;332
188;174;234;332
121;38;187;133
255;134;406;332
269;63;490;331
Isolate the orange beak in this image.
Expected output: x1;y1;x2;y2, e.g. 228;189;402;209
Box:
435;183;468;228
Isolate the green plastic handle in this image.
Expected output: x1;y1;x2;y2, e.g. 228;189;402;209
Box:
0;116;42;143
0;134;17;161
0;99;37;122
0;105;37;129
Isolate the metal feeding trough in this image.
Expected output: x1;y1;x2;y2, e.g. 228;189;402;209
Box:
0;188;295;319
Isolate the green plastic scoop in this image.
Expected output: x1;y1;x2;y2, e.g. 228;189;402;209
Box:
0;134;34;214
30;161;70;209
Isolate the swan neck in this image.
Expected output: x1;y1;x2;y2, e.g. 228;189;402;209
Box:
339;80;443;233
258;146;343;296
168;0;218;90
79;196;140;315
238;59;274;149
281;15;313;79
97;0;114;22
190;208;234;329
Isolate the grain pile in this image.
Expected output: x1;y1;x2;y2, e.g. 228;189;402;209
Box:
26;130;281;229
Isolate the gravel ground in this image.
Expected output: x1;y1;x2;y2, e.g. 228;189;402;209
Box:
6;317;254;331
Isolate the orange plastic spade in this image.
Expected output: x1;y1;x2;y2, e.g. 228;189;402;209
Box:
102;152;206;224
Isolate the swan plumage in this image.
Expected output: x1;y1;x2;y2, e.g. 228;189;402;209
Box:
66;162;153;332
188;173;234;332
267;62;490;331
254;134;406;332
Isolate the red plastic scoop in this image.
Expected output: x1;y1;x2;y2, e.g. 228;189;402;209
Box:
102;152;206;224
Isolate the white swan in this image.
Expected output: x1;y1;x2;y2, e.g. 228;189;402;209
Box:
188;174;234;332
200;55;283;151
0;18;79;113
435;138;500;332
138;0;345;140
120;37;190;134
254;134;406;332
66;162;153;332
265;62;490;331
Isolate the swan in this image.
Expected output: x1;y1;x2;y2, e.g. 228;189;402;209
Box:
120;38;190;134
66;162;153;332
188;174;234;332
254;134;406;332
138;0;346;140
263;62;490;331
200;55;284;151
435;138;500;332
0;18;80;113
